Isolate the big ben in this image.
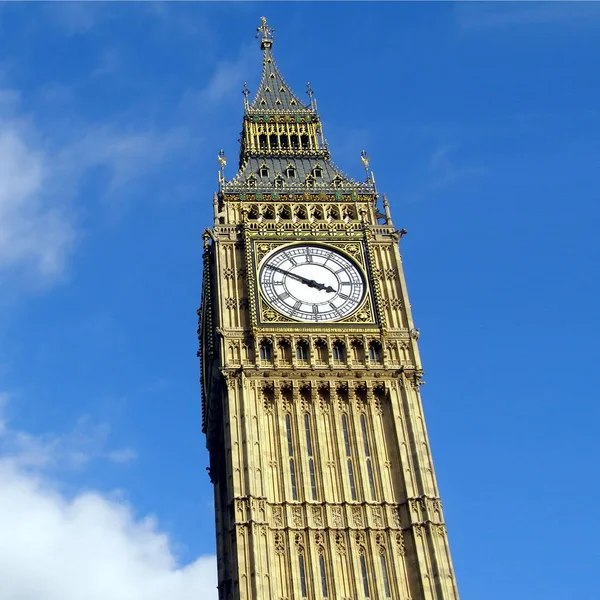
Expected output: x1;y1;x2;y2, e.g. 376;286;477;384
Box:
199;17;460;600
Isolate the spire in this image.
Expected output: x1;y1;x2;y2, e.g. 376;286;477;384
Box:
250;16;308;112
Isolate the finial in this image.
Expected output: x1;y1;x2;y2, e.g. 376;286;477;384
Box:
256;16;274;50
360;150;370;180
217;149;227;188
242;82;250;109
306;82;317;110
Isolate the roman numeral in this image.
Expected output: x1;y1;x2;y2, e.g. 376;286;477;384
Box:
338;293;349;300
294;301;302;310
289;257;297;265
279;292;290;300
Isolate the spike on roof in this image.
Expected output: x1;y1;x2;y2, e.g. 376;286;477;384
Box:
250;16;309;112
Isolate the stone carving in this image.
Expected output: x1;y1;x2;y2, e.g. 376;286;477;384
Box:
312;506;324;528
292;506;303;527
352;506;363;528
274;532;285;555
396;532;406;556
331;506;343;528
225;297;237;309
372;506;383;528
335;532;346;555
272;506;284;527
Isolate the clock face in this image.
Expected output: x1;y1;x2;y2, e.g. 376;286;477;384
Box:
259;244;365;323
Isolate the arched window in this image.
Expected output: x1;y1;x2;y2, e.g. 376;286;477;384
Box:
274;175;284;189
259;340;272;361
369;341;382;363
286;164;297;178
296;341;309;362
278;340;292;363
351;340;365;364
259;163;269;177
259;134;267;149
315;340;328;364
247;175;257;188
312;164;323;178
332;341;345;363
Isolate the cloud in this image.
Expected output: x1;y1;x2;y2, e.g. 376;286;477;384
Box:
0;109;75;285
0;397;135;471
0;87;190;291
195;43;255;107
0;394;217;600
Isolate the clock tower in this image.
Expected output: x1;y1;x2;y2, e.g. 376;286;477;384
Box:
199;18;460;600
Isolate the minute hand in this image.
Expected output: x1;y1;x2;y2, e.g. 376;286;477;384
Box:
268;265;336;293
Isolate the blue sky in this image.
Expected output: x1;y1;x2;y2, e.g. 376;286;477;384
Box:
0;2;599;599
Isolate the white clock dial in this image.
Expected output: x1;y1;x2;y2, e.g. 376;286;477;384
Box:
259;244;365;323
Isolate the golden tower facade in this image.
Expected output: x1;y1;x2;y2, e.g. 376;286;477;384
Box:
199;18;460;600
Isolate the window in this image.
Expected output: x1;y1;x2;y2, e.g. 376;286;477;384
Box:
298;554;308;598
333;175;343;188
259;164;269;177
380;555;392;598
312;165;323;178
342;415;357;501
315;340;328;364
361;414;376;500
286;164;297;178
359;555;370;598
332;342;345;363
286;414;298;500
369;342;382;362
296;342;308;362
259;342;272;361
305;415;317;500
247;175;257;188
274;176;284;189
319;554;328;597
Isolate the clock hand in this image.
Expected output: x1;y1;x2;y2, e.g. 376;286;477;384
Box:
267;265;337;293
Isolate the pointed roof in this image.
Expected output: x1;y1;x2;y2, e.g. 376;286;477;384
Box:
249;17;310;112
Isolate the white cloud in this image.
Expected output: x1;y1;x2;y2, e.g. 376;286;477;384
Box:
195;43;255;106
0;398;135;471
0;395;217;600
0;88;189;291
0;113;75;284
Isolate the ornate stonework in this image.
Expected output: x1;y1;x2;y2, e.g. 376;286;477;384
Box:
198;17;460;600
